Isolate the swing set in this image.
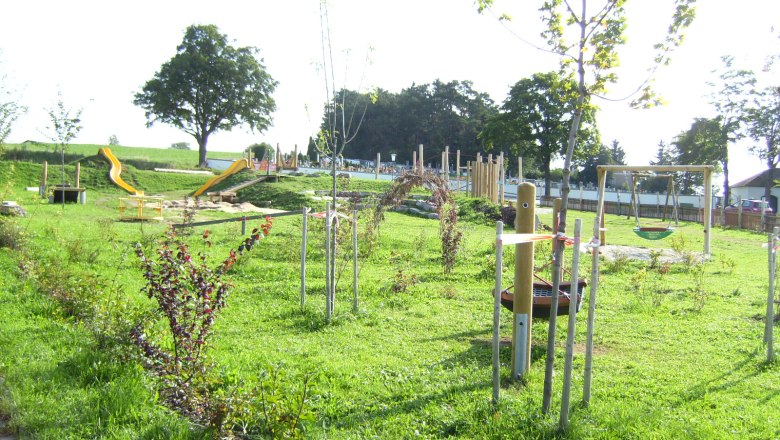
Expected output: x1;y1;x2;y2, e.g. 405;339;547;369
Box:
596;164;715;257
628;172;679;240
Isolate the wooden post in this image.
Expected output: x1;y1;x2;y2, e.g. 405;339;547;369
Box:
487;154;493;202
703;168;712;257
553;198;562;234
518;157;523;181
456;150;461;192
512;183;536;379
737;195;743;229
493;221;504;404
353;210;359;312
560;218;582;430
583;215;601;406
445;145;450;183
761;200;768;232
418;144;424;173
375;152;380;180
301;207;308;308
41;161;48;197
75;162;81;188
500;152;506;205
441;151;446;179
413;151;417;173
293;144;298;168
325;202;332;322
766;227;777;362
475;154;481;197
597;168;608;257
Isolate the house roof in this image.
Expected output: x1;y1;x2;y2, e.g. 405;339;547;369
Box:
731;168;780;188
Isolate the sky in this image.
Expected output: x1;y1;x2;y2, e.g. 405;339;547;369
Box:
1;0;778;188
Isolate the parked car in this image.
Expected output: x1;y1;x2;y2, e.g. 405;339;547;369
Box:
725;199;773;214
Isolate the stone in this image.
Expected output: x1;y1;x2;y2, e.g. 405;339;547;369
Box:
0;201;26;217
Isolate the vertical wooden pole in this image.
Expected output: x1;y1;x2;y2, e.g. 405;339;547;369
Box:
441;151;446;179
41;161;48;197
375;152;380;180
487;154;493;202
353;210;359;312
301;207;308;308
560;218;582;430
456;150;461;192
761;200;768;232
325;202;332;322
418;144;424;173
512;183;536;379
75;162;81;188
493;221;504;404
766;227;777;362
703;168;712;257
597;167;608;252
518;157;523;181
293;144;298;168
467;161;472;196
445;145;450;184
583;215;601;405
500;152;506;205
413;151;417;173
737;195;743;229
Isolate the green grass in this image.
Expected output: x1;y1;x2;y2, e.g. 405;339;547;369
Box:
0;156;778;438
3;142;242;170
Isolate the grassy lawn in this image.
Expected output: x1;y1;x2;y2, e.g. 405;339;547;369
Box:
0;157;778;438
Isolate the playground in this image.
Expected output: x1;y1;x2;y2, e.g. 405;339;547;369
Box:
0;148;777;438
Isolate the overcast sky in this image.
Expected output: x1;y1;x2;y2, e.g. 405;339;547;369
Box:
1;0;778;185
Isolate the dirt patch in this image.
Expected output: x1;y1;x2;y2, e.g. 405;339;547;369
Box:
584;244;704;264
164;199;287;215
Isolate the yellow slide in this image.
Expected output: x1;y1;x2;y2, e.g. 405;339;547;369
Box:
98;147;143;195
193;158;251;197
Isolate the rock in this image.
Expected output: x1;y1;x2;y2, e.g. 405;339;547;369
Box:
0;201;26;217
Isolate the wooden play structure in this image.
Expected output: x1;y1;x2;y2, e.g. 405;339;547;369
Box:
41;160;86;204
596;165;714;256
411;144;507;204
119;195;164;221
275;143;299;171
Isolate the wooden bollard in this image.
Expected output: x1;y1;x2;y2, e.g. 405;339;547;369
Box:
512;182;536;378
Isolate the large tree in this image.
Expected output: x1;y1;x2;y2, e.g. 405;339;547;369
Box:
323;80;497;167
747;85;780;204
706;56;756;204
134;24;277;167
672;117;725;194
480;71;599;197
578;139;625;186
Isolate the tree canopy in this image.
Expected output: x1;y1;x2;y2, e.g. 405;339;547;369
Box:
134;24;278;167
480;71;599;196
319;80;497;167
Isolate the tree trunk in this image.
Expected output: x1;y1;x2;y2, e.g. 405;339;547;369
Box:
197;133;210;168
542;0;587;414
